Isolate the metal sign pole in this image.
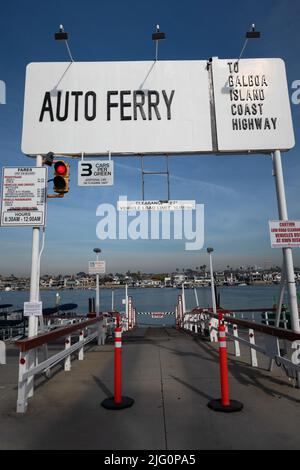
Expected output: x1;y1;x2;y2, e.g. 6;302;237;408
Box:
111;289;114;311
125;283;128;318
27;154;43;398
95;253;100;315
275;261;286;328
182;283;186;315
208;249;217;315
194;287;199;307
272;150;300;332
28;154;43;336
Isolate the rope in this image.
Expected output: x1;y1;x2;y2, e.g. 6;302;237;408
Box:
238;38;249;61
65;40;74;62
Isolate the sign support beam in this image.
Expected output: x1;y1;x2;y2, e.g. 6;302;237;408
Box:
95;253;100;315
125;283;128;325
272;150;299;333
27;154;43;398
29;154;43;334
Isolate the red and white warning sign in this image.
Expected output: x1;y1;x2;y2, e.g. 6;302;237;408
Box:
151;312;164;319
269;220;300;248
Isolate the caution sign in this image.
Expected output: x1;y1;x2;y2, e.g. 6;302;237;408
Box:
0;167;47;227
269;220;300;248
78;160;114;186
212;58;295;152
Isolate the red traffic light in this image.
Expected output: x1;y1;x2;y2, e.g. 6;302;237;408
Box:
53;160;70;194
54;161;67;175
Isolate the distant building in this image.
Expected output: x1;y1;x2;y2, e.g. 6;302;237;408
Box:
174;274;187;285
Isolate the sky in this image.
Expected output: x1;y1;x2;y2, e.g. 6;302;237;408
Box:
0;0;300;276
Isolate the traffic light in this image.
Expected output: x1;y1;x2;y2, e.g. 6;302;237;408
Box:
53;160;70;194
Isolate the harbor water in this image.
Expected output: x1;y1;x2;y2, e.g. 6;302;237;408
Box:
1;285;299;328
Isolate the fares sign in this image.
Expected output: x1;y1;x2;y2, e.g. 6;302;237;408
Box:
0;167;47;227
269;220;300;248
212;58;295;152
21;61;213;156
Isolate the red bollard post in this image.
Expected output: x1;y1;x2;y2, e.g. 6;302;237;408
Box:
218;324;230;406
208;312;243;413
114;325;122;405
101;313;134;410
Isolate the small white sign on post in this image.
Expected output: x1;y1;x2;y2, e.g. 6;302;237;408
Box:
78;160;114;186
117;200;196;211
269;220;300;248
0;167;47;227
24;301;43;317
212;58;295;152
88;261;106;275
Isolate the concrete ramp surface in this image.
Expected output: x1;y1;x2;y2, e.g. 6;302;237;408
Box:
0;328;300;450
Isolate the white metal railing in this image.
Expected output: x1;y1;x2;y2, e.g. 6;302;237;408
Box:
15;316;105;413
0;340;5;364
181;308;300;387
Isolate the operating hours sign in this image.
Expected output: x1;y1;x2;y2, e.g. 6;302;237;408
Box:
78;160;114;186
0;167;47;227
269;220;300;248
21;61;213;156
212;58;295;152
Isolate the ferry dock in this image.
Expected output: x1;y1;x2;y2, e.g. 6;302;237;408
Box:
1;324;300;450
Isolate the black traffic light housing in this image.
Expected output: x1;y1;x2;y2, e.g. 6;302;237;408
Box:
53;160;70;194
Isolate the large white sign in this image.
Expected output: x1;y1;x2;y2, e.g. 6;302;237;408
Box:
0;167;47;227
212;58;295;152
269;220;300;248
117;200;196;211
88;260;106;275
78;160;114;186
22;61;213;156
